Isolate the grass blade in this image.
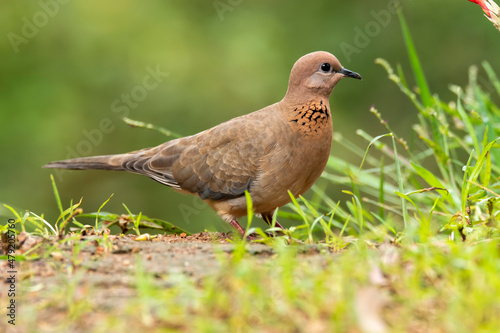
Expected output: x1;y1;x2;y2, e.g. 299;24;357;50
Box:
398;12;432;108
95;194;114;231
122;117;182;138
392;134;407;229
50;174;64;215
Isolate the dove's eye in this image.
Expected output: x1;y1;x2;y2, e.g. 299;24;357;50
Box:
320;63;331;72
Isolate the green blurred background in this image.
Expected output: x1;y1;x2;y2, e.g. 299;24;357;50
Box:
1;0;499;233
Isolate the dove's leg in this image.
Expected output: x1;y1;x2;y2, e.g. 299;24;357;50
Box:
229;219;247;236
262;213;286;234
229;219;260;240
229;215;285;240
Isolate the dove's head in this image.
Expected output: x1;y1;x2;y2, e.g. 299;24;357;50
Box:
283;51;361;104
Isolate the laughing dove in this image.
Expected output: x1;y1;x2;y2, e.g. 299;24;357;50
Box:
44;51;362;237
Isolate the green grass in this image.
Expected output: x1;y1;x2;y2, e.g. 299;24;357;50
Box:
286;12;500;247
2;15;500;332
10;237;500;332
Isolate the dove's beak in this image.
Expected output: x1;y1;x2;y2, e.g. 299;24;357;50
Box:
339;68;362;80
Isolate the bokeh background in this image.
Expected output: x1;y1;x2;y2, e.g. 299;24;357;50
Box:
1;0;499;233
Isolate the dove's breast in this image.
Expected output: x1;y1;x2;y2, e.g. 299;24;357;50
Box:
209;100;333;219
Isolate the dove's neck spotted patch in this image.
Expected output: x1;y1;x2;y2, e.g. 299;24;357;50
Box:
289;100;330;135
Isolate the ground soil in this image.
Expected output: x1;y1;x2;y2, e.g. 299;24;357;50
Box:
0;232;326;331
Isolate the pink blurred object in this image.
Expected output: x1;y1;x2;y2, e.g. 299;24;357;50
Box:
469;0;493;17
468;0;500;30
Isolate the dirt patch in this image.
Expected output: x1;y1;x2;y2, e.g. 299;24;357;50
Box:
3;232;233;279
1;231;328;332
3;232;324;283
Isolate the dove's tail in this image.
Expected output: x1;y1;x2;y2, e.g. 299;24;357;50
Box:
43;154;128;171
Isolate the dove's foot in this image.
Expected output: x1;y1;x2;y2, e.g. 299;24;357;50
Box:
262;213;286;236
229;218;284;240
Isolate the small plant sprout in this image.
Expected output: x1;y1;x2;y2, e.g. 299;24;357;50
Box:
122;203;143;236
